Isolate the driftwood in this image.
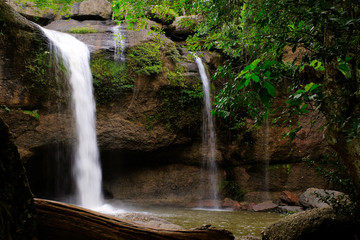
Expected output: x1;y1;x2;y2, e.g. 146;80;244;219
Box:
34;199;234;240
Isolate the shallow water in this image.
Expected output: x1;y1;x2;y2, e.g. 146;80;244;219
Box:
99;201;283;238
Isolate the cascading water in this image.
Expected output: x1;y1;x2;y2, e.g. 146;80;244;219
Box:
40;27;103;208
195;55;219;206
263;118;270;201
113;24;126;62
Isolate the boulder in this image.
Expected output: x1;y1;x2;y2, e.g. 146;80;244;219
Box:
164;15;203;40
69;0;112;20
6;0;58;25
299;188;348;209
262;207;358;240
251;201;278;212
280;191;299;206
146;8;176;25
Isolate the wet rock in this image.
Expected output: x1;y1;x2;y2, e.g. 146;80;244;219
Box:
251;201;278;212
299;188;348;209
222;198;242;210
0;115;37;240
69;0;112;20
45;19;116;52
280;191;299;206
262;207;358;240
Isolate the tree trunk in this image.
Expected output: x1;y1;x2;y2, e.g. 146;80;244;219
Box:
34;199;235;240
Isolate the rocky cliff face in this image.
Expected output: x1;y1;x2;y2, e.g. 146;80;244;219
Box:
0;1;333;205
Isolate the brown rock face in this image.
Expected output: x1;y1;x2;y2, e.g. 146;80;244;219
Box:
0;0;333;206
0;116;37;239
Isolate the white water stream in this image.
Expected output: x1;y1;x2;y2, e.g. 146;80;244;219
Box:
41;27;103;208
113;24;126;62
195;55;219;205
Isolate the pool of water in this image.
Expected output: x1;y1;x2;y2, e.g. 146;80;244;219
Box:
99;201;283;238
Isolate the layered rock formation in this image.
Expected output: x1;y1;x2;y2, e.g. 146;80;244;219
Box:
0;1;334;206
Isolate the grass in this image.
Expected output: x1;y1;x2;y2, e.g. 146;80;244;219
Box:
68;27;97;34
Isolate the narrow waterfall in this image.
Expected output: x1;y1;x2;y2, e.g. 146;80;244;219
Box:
41;27;103;208
113;24;126;62
263;118;270;201
195;55;219;205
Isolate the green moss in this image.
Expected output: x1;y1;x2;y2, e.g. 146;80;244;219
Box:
127;42;162;76
165;43;181;64
219;180;247;202
155;82;202;131
91;52;133;103
68;27;97;34
24;50;52;90
22;109;39;120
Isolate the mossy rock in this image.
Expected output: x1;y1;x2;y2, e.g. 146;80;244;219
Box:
127;42;163;77
91;51;134;104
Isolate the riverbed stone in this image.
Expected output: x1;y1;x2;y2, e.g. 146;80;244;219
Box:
251;201;278;212
280;191;299;206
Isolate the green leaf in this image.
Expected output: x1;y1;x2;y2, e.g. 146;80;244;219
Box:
250;59;261;70
261;60;276;69
305;82;314;92
263;81;276;97
252;74;260;82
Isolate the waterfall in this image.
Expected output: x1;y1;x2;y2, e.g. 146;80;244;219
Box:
263;118;270;201
41;27;103;208
113;24;126;62
195;55;219;205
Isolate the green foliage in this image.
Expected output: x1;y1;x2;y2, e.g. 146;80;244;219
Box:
127;42;162;76
24;50;51;90
214;59;290;127
91;53;133;103
2;105;10;112
68;27;97;34
304;155;355;197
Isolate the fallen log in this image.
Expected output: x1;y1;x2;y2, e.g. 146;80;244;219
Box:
34;199;234;240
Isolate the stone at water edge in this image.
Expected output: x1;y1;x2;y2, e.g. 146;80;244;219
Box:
280;190;300;206
222;198;242;210
251;201;278;212
299;188;349;209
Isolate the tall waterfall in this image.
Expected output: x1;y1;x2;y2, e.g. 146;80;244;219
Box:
113;24;126;62
41;27;103;208
195;55;219;205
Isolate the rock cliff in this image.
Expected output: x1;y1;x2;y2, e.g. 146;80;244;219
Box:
0;1;333;205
